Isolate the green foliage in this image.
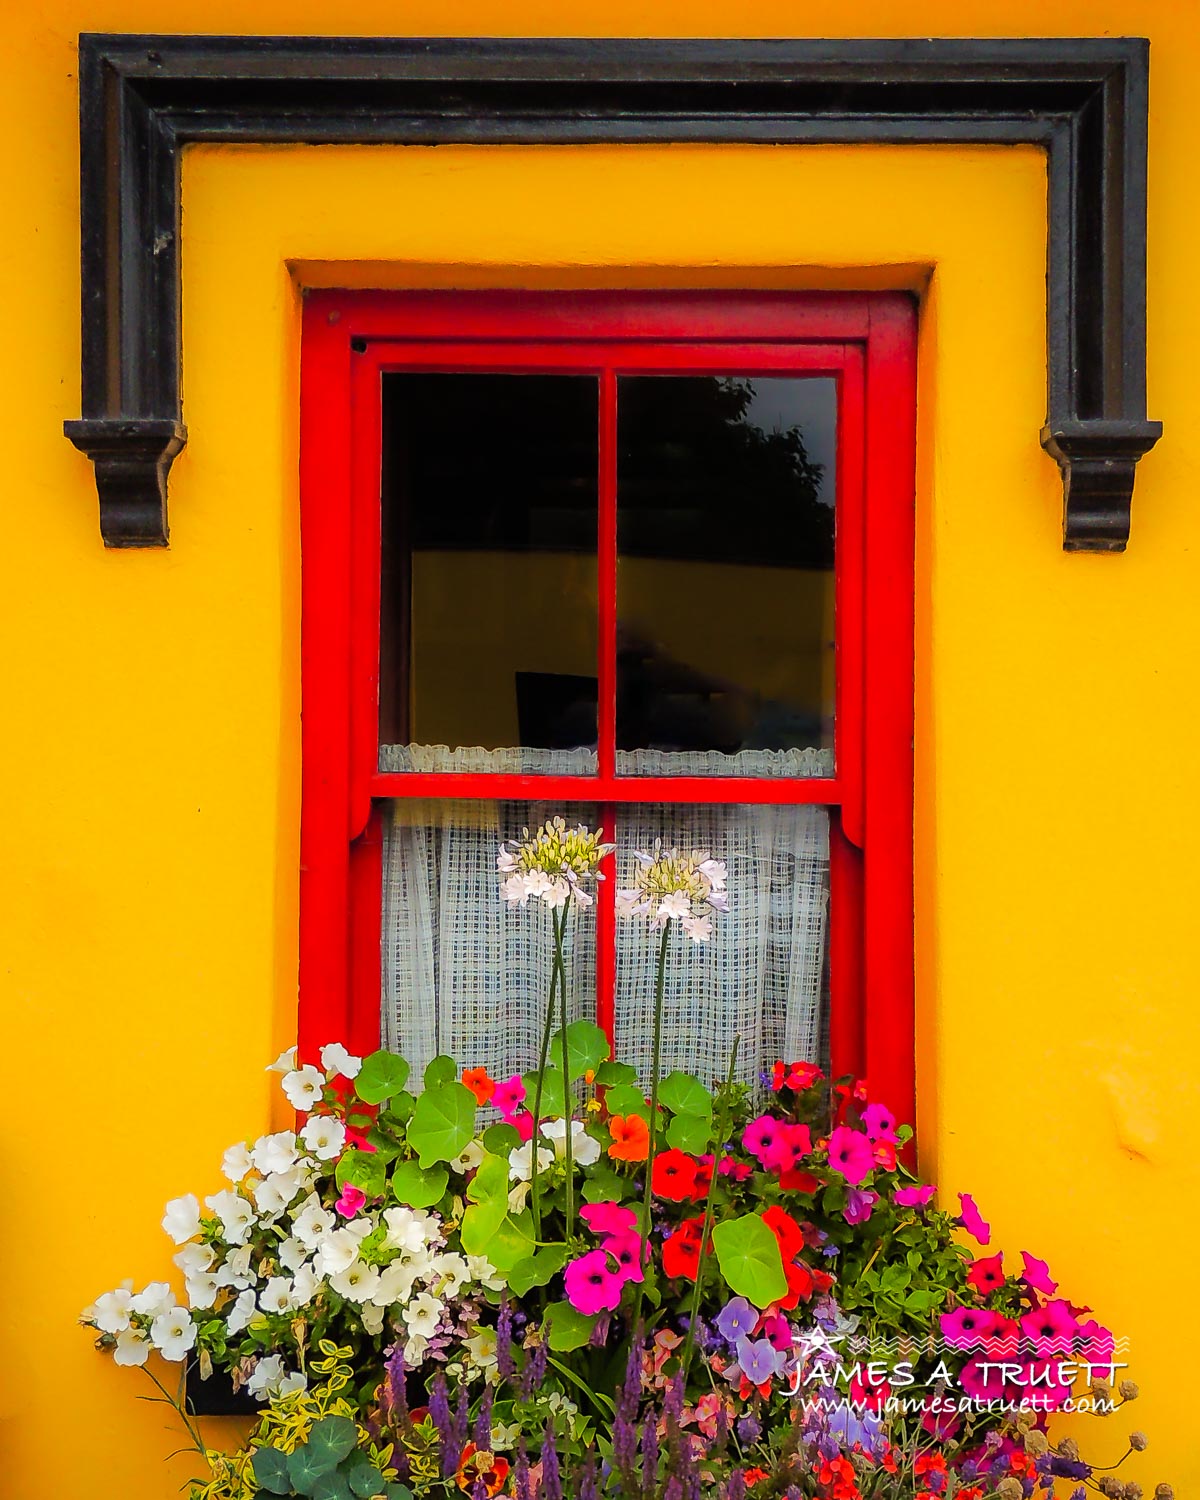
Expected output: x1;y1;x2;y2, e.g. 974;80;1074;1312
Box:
658;1071;712;1118
711;1213;787;1308
600;1082;649;1120
389;1159;448;1209
334;1149;387;1200
460;1152;509;1253
665;1112;714;1153
543;1300;598;1350
422;1055;457;1089
406;1080;476;1167
549;1019;610;1079
353;1050;410;1105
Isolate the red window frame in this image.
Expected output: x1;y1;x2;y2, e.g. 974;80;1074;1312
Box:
299;291;916;1123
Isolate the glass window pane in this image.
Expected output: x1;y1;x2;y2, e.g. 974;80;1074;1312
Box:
617;376;836;776
380;799;598;1083
379;374;599;773
612;804;830;1086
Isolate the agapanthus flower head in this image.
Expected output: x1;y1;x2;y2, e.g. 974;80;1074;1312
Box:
497;817;613;908
615;841;728;940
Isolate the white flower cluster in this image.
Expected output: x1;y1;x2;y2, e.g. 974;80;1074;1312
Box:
615;841;729;943
497;816;614;909
81;1041;502;1397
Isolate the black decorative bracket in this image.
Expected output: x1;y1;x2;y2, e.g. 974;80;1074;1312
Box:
65;33;1161;550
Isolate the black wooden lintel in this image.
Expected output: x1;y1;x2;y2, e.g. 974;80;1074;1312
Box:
66;34;1161;550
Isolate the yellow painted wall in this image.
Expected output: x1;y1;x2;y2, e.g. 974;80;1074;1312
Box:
1;2;1196;1496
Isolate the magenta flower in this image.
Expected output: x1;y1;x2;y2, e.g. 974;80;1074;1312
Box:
493;1074;526;1117
759;1312;792;1352
768;1122;813;1175
894;1183;935;1208
980;1313;1021;1358
956;1192;990;1244
940;1306;995;1350
958;1357;1024;1406
742;1115;784;1167
842;1188;879;1225
580;1201;637;1237
860;1102;898;1143
825;1126;875;1186
335;1184;366;1217
509;1108;535;1142
1020;1250;1058;1297
602;1230;646;1285
564;1249;625;1315
1018;1358;1073;1412
1020;1299;1079;1356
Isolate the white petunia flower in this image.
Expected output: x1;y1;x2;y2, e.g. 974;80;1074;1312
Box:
466;1255;505;1292
539;1118;601;1167
508;1141;554;1183
185;1272;220;1310
372;1261;417;1307
314;1227;366;1278
89;1285;135;1334
450;1139;487;1174
162;1194;202;1245
382;1205;430;1254
277;1237;307;1273
173;1243;215;1277
113;1328;150;1367
251;1132;299;1178
361;1302;386;1337
300;1115;346;1161
403;1333;430;1366
403;1292;445;1339
330;1262;381;1303
320;1043;362;1079
465;1327;498;1369
292;1196;336;1250
430;1252;471;1298
253;1170;305;1218
259;1277;295;1315
247;1354;285;1398
225;1288;259;1335
204;1189;256;1247
216;1244;254;1289
290;1264;321;1307
266;1047;297;1075
277;1370;308;1397
491;1421;521;1452
222;1142;255;1182
130;1282;176;1319
150;1307;197;1362
281;1066;325;1111
508;1182;532;1213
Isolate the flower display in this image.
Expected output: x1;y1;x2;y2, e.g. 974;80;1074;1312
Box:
80;818;1167;1500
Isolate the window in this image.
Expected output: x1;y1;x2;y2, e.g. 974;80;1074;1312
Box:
299;292;915;1120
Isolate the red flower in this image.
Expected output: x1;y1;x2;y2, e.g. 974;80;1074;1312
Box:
455;1444;510;1496
652;1149;699;1201
913;1454;947;1477
966;1251;1006;1295
871;1138;897;1171
661;1216;706;1279
771;1059;823;1092
778;1259;815;1309
761;1205;805;1260
780;1168;821;1194
742;1469;770;1487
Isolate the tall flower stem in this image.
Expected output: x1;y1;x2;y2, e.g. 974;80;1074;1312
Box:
679;1034;740;1385
641;920;674;1235
529;900;567;1237
555;903;575;1238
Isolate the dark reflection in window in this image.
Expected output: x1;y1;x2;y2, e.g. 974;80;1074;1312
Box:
617;376;836;774
379;374;598;768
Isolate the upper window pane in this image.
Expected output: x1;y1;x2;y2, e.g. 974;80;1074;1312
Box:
616;376;836;776
379;373;599;773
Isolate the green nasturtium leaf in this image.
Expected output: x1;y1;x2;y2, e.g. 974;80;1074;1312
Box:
658;1071;713;1118
288;1445;327;1494
481;1121;521;1155
581;1164;632;1204
407;1081;477;1168
461;1153;510;1254
666;1112;714;1154
345;1452;388;1498
354;1049;410;1104
312;1472;354;1500
506;1244;571;1297
594;1059;638;1087
391;1159;449;1208
602;1083;649;1120
334;1149;387;1200
250;1449;291;1495
550;1019;611;1080
481;1211;535;1274
423;1054;458;1089
307;1415;358;1471
521;1067;567;1119
385;1487;415;1500
543;1300;599;1351
711;1213;787;1309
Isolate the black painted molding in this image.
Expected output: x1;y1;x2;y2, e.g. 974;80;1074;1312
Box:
64;34;1161;549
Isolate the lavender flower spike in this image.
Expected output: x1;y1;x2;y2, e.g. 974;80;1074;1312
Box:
541;1424;563;1500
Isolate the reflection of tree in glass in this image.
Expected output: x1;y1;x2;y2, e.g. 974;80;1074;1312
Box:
618;377;831;569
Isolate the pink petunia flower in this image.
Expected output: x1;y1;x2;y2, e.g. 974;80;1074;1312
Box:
766;1122;813;1175
335;1184;366;1217
965;1251;1005;1295
1020;1250;1058;1297
580;1201;638;1237
940;1306;995;1350
842;1188;879;1225
492;1074;526;1117
958;1357;1024;1406
508;1108;535;1142
1020;1299;1080;1356
956;1192;991;1245
894;1183;935;1208
979;1312;1021;1358
602;1230;646;1285
742;1115;785;1167
1018;1358;1074;1412
1075;1319;1115;1368
860;1102;898;1143
758;1312;792;1352
564;1249;625;1315
825;1126;875;1186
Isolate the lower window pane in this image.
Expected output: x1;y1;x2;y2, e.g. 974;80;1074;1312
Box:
612;804;830;1087
380;800;598;1083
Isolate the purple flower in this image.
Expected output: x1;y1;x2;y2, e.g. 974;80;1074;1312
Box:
714;1296;758;1344
564;1249;624;1314
735;1413;761;1444
894;1183;935;1208
734;1336;783;1386
641;1411;659;1497
541;1426;562;1500
843;1188;878;1225
496;1299;515;1380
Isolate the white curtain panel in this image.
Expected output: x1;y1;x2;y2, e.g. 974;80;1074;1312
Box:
380;749;830;1088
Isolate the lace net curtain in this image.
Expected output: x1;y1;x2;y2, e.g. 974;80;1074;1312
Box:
380;747;830;1089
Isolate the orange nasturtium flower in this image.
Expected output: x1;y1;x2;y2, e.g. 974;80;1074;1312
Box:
461;1067;495;1106
608;1113;651;1162
455;1444;509;1496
